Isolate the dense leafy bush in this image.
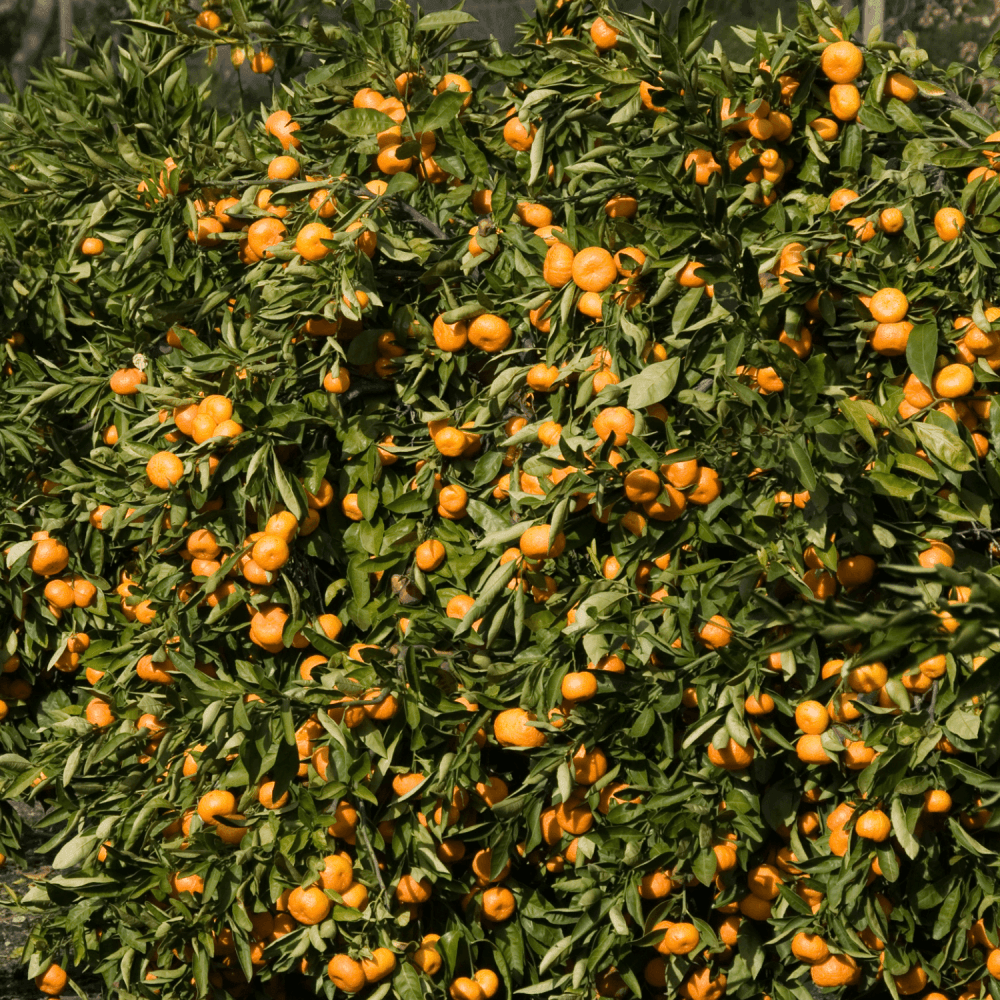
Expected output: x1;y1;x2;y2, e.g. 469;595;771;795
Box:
4;1;1000;999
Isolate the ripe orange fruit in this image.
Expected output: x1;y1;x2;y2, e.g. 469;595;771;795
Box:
933;363;975;399
246;217;287;258
468;314;512;352
663;922;700;955
412;936;442;975
678;261;707;288
81;236;104;255
543;242;575;287
935;206;965;241
590;16;618;51
593;406;635;445
829;187;859;212
396;873;432;903
886;72;918;102
811;117;839;140
855;808;891;841
829;83;861;120
561;671;597;702
29;537;69;577
328;954;366;992
434;73;473;110
267;155;300;180
820;40;863;83
868;287;908;323
494;708;546;748
811;953;860;987
415;539;446;571
35;965;69;996
252;535;290;571
879;207;905;232
796;734;833;765
893;965;928;995
519;524;566;559
918;539;955;568
450;977;486;1000
684;148;721;185
791;932;829;964
986;949;1000;978
698;615;732;649
295;222;334;261
744;693;774;715
795;700;829;734
288;885;332;924
707;737;753;770
146;452;184;489
481;885;516;921
197;789;236;826
265;109;302;150
923;789;952;813
109;367;147;394
572;247;617;292
503;117;537;151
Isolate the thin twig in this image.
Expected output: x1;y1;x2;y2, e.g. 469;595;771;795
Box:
354;800;387;896
390;198;446;239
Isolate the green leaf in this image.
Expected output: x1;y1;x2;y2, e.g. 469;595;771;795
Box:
417;91;469;135
330;108;398;137
905;321;938;391
914;422;973;472
839;398;877;447
672;286;704;335
624;358;680;409
890;798;920;859
415;10;477;30
868;472;919;498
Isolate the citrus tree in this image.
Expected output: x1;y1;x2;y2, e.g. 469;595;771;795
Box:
4;0;1000;998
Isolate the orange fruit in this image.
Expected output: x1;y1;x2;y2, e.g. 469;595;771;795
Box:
434;73;473;109
933;363;975;399
868;287;908;323
146;452;184;489
811;954;860;987
571;247;617;292
795;700;829;734
288;885;332;925
791;932;831;964
494;707;546;748
543;242;576;287
935;206;965;241
468;314;512;352
109;367;147;394
879;207;904;232
698;615;732;649
503;117;537;151
247;217;287;257
829;188;859;212
855;808;891;840
295;222;334;261
328;954;366;992
820;41;863;83
886;72;918;102
35;965;69;997
707;737;753;770
590;16;618;51
918;539;954;568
